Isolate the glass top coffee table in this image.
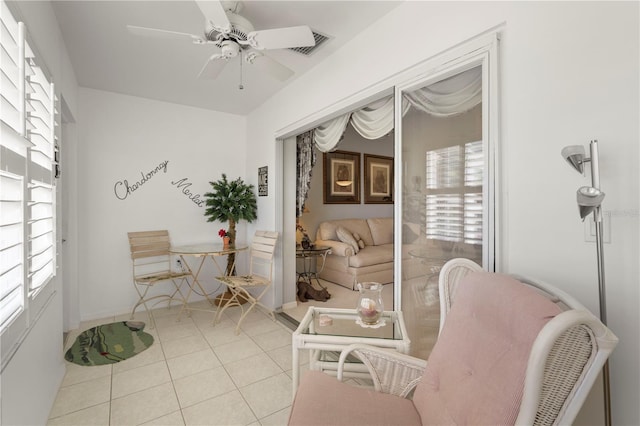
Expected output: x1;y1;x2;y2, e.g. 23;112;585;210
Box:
291;307;410;395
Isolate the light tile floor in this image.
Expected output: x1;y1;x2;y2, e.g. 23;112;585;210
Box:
48;301;309;426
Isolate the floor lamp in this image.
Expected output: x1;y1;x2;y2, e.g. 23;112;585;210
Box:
561;139;612;426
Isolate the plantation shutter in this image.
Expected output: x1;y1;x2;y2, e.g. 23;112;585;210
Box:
425;141;483;244
0;2;24;134
0;171;25;332
0;2;23;134
463;141;483;245
24;41;56;294
28;180;54;293
426;146;463;241
25;41;56;170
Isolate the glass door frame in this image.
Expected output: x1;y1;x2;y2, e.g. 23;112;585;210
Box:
274;30;500;313
392;33;500;311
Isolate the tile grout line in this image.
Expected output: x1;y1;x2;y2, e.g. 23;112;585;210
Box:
153;316;186;426
51;302;297;425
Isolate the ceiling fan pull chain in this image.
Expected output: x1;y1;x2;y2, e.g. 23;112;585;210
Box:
239;52;244;90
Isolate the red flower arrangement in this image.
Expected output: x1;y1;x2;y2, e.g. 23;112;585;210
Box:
218;229;228;238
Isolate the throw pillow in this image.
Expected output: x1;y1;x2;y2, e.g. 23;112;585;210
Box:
352;232;365;249
336;226;359;254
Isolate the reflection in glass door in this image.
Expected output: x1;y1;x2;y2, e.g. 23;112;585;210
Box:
399;66;486;359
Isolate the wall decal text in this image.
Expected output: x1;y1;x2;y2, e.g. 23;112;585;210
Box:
114;160;169;200
171;178;205;207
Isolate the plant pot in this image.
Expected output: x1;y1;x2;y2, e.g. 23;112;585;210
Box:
223;236;230;248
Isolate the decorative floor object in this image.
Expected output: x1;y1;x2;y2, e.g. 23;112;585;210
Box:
64;321;153;366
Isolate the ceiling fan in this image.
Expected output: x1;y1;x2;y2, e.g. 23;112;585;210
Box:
127;0;315;84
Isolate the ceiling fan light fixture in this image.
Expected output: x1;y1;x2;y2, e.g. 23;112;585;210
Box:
220;40;240;58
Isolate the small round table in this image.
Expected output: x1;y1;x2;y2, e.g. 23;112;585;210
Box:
296;245;332;289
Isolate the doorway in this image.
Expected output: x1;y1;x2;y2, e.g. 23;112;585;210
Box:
59;96;79;333
283;117;396;323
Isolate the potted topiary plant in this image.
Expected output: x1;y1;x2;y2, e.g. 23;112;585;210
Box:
204;173;258;276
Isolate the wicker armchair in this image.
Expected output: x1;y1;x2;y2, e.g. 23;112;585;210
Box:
289;258;618;426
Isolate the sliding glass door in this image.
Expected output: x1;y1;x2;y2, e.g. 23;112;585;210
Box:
395;53;497;359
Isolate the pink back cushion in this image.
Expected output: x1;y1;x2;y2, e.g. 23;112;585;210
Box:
413;272;562;425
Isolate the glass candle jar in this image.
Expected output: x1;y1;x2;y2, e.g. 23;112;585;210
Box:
356;282;384;325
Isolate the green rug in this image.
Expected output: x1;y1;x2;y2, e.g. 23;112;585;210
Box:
64;321;154;366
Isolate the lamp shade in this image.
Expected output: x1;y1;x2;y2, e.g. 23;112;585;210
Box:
577;186;605;220
562;145;586;174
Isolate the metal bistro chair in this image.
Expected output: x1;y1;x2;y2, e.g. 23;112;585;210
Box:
128;230;191;328
214;230;279;334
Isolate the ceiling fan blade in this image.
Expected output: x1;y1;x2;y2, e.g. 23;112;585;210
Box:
246;26;315;50
195;0;231;33
127;25;204;42
198;54;228;79
246;52;294;81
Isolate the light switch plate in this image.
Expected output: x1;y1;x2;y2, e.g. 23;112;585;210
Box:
584;210;611;243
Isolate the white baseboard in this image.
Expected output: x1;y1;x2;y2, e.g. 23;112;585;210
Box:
281;301;298;311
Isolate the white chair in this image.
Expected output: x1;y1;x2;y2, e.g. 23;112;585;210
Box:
289;258;618;426
127;230;190;328
214;230;278;334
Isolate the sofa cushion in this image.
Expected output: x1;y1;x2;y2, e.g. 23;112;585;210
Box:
413;272;562;425
319;219;374;246
336;226;359;254
368;218;393;246
349;244;393;268
289;371;421;426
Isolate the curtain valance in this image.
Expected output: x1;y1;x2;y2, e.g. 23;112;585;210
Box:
404;67;482;117
312;66;482;152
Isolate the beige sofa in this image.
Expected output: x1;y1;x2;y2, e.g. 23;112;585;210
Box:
314;218;393;290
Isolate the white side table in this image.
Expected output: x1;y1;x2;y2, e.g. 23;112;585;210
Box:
291;307;410;396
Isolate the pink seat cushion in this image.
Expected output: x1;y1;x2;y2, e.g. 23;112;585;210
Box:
289;371;421;426
413;272;562;425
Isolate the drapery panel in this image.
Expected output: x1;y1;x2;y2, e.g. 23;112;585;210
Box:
296;130;316;217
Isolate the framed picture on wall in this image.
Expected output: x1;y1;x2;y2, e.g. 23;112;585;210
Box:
364;154;393;204
258;166;268;196
323;150;360;204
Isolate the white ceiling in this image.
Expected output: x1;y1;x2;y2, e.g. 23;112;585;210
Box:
51;0;401;115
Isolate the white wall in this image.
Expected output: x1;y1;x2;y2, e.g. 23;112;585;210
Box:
246;2;639;424
76;88;247;320
1;1;79;425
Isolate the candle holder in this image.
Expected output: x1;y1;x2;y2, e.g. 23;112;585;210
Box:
356;282;384;325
